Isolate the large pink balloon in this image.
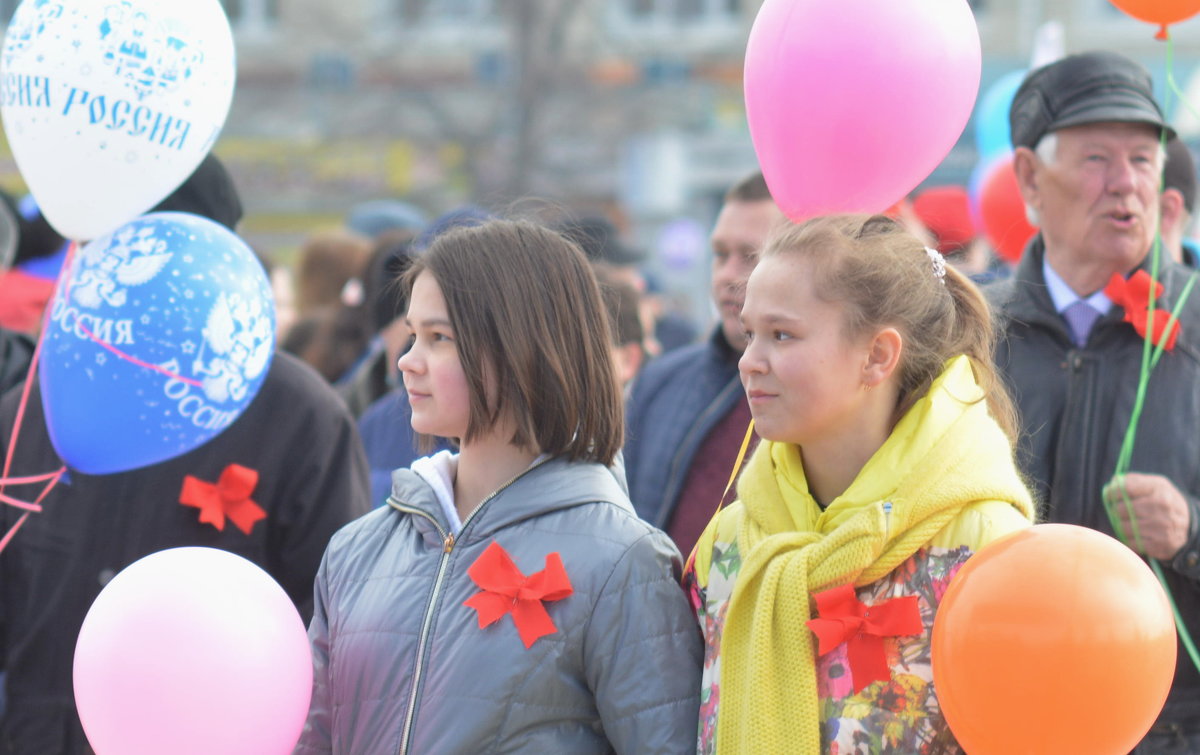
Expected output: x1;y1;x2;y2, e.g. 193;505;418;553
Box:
745;0;982;222
73;547;312;755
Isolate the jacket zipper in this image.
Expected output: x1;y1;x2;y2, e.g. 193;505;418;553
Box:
658;376;745;527
392;465;537;755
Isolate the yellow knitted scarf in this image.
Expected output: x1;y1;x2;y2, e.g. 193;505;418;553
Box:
715;356;1034;753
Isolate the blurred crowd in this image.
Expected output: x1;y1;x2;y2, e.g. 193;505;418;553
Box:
0;55;1198;750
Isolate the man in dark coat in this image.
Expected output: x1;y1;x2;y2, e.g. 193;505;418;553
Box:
0;156;371;753
987;51;1200;752
0;329;32;398
623;172;783;558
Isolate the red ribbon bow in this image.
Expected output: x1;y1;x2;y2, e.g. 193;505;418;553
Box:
805;585;923;693
463;541;573;649
1104;270;1180;351
179;464;266;535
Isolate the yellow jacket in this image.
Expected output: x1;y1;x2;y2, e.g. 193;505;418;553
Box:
685;355;1035;754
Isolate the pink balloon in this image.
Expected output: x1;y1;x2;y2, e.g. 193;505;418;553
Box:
73;547;312;755
745;0;982;222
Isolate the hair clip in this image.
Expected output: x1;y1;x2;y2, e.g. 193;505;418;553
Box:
925;246;946;284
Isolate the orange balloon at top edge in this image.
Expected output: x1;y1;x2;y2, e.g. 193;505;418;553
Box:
931;523;1177;755
1109;0;1200;37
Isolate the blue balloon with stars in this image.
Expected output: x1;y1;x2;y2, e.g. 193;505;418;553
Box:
38;212;275;475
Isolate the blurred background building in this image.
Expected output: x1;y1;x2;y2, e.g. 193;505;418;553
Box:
0;0;1197;326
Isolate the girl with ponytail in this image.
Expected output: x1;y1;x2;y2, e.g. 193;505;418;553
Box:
684;213;1036;753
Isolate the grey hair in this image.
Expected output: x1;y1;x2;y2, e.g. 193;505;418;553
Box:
1025;134;1059;226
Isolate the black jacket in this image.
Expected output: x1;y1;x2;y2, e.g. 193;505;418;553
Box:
623;327;744;528
0;329;32;398
987;236;1200;712
0;351;371;754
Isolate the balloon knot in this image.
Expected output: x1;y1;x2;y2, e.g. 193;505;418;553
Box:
1155;24;1169;41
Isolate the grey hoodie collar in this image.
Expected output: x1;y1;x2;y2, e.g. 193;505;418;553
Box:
387;456;632;545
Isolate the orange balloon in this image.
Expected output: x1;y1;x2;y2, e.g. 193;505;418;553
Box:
979;154;1037;265
1109;0;1200;36
932;524;1176;755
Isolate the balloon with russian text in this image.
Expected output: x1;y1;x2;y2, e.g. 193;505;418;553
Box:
0;0;235;241
39;212;274;475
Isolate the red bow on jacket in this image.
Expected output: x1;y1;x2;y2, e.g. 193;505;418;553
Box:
179;464;266;535
806;585;922;693
463;541;573;649
1104;270;1181;351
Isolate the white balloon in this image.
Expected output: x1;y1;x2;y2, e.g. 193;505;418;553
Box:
0;0;236;241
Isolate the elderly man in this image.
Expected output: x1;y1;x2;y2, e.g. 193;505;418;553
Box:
624;171;784;559
988;51;1200;752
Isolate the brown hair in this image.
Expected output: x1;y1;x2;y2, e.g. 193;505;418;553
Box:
725;171;772;203
294;230;373;315
402;219;623;464
593;267;645;348
763;214;1018;441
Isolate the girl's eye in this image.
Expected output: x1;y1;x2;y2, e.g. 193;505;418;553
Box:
743;330;754;343
774;330;792;342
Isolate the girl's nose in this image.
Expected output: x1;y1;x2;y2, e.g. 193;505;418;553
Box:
738;339;766;377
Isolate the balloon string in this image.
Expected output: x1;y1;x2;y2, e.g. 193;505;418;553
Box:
716;418;756;516
57;245;202;388
0;466;66;555
0;467;65;512
0;470;63;486
1151;557;1200;668
0;242;78;555
1103;32;1200;676
68;313;202;387
0;240;72;492
1164;33;1200;126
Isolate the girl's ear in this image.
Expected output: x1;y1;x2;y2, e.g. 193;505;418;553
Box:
862;327;902;389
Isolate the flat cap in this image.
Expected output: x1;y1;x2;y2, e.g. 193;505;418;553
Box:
1009;51;1173;150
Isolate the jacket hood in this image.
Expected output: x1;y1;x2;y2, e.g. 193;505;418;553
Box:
387;456;633;545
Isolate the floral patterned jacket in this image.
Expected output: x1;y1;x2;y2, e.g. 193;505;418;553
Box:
683;501;1029;755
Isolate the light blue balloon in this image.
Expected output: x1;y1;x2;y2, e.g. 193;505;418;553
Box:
974;70;1027;161
39;212;275;475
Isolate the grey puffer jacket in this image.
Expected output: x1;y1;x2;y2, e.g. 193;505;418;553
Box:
295;456;703;754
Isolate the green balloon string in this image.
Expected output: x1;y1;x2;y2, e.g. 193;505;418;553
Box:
1103;31;1200;676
